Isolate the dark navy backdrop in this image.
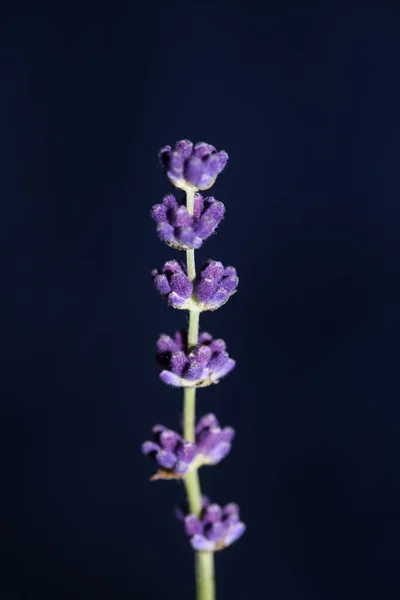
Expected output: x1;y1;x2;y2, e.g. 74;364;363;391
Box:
1;1;399;598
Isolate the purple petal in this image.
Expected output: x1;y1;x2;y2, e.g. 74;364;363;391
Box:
194;216;218;239
170;273;192;298
185;515;203;537
152;424;166;435
176;227;202;248
202;200;225;223
196;428;221;454
192;345;212;366
156;334;177;353
159;370;183;387
163;194;178;210
217;150;229;170
163;259;184;274
185;361;206;381
208;441;232;464
154;274;171;296
193;142;216;158
170;351;188;376
185;156;203;187
176;441;196;463
204;522;225;542
193;193;204;218
159;429;181;452
190;535;215;552
205;153;222;178
169;150;185;177
222;503;240;523
220;275;239;293
223;522;246;547
156;449;176;469
212;358;236;380
157;222;175;243
175;139;193;158
209;338;226;352
195;413;219;435
203;504;222;524
168;292;189;307
141;441;161;455
174;461;190;474
172;206;193;228
195;278;219;304
209;288;230;309
198;332;213;344
220;427;235;442
151;204;167;222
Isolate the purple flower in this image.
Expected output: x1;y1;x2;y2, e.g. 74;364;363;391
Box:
195;413;235;465
194;260;239;310
142;425;196;479
152;260;238;311
176;498;246;552
151;193;225;250
142;414;235;479
151;260;193;309
156;330;235;388
159;140;228;191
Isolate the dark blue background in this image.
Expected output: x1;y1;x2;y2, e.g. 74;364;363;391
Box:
1;1;399;598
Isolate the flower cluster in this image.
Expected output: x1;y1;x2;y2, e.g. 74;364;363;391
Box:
152;259;239;311
151;193;225;250
159;140;228;191
145;140;245;566
156;330;235;387
194;260;239;310
142;413;235;479
176;497;246;552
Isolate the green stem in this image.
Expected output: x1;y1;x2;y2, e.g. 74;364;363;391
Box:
196;551;215;600
183;186;216;600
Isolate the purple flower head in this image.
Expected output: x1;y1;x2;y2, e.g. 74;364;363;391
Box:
152;259;238;312
142;414;235;479
176;498;246;552
159;140;229;191
141;425;196;480
195;413;235;465
151;260;193;309
194;260;239;311
151;193;225;250
156;330;235;388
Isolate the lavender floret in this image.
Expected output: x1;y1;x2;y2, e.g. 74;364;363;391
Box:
176;499;246;552
151;193;225;250
195;413;235;465
142;425;197;479
194;260;239;310
142;413;235;479
156;330;235;388
159;140;228;191
152;259;238;311
151;260;193;309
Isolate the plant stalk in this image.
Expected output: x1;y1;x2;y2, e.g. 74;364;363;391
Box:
183;187;216;600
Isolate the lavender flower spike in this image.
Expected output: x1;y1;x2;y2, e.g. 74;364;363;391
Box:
159;140;229;191
176;498;246;552
151;193;225;250
146;140;243;600
156;330;235;388
194;260;239;311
